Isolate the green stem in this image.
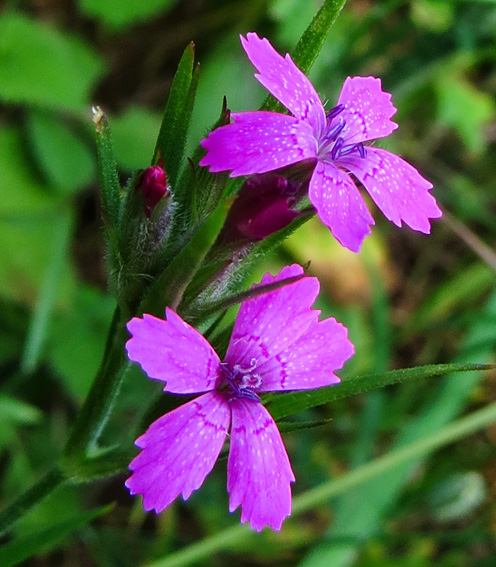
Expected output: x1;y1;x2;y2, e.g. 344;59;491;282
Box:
145;400;496;567
63;306;129;460
0;468;64;538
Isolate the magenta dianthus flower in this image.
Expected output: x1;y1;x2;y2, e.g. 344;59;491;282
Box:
200;33;442;252
125;264;353;531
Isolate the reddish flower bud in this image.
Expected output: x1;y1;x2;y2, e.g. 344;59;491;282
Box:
136;165;169;217
219;174;301;244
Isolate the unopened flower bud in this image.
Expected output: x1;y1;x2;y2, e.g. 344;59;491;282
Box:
136;165;169;218
219;175;301;244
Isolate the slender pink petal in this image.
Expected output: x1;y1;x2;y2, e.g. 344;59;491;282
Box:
200;111;317;177
225;265;320;370
241;32;326;135
227;399;294;531
337;76;398;144
126;308;221;394
342;148;442;232
309;161;374;252
126;392;230;512
256;317;354;392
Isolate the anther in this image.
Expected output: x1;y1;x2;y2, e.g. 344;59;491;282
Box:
331;137;345;160
324;118;345;141
338;143;360;157
326;104;345;120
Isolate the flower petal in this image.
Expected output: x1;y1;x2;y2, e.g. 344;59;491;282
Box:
200;111;317;177
240;32;326;134
126;308;221;394
337;76;398;144
309;161;375;252
225;265;320;370
228;399;294;531
256;316;354;392
126;392;230;513
342;147;442;232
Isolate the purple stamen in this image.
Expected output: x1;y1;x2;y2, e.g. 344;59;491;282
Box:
326;104;345;120
331;137;344;161
332;141;367;161
337;143;357;157
324;118;345;141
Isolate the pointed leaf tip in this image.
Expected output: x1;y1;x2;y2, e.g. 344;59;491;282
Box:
92;106;121;227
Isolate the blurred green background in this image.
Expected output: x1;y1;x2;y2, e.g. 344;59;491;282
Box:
1;0;496;565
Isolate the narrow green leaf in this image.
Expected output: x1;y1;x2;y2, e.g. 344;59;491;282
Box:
188;273;305;322
291;0;348;74
0;504;112;567
155;42;200;188
262;0;348;114
277;417;333;434
92;106;121;228
268;363;493;421
187;98;231;223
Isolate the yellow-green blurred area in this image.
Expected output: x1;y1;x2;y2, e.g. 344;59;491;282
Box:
1;1;496;566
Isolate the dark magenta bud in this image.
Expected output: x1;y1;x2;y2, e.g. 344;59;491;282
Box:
219;174;301;244
136;164;169;218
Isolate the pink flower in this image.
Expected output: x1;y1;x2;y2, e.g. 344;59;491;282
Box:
125;264;354;531
200;33;442;252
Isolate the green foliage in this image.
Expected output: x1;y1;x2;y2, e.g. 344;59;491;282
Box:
1;0;496;565
434;68;495;153
0;127;74;306
0;127;56;216
0;504;112;567
0;13;104;110
48;286;116;400
78;0;180;29
111;107;162;170
26;110;95;195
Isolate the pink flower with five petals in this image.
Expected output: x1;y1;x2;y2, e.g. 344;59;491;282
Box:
200;33;442;252
125;265;353;531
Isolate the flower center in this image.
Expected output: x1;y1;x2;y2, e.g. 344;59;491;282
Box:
220;359;262;402
318;104;366;161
